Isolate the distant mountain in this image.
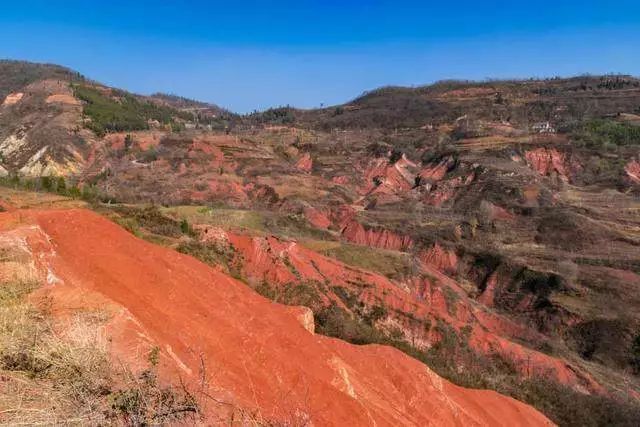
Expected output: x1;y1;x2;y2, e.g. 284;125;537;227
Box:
260;75;640;130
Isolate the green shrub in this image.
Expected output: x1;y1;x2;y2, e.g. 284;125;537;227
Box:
73;85;188;136
573;119;640;150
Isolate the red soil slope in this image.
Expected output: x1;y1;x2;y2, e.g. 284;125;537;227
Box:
198;227;601;394
0;208;553;426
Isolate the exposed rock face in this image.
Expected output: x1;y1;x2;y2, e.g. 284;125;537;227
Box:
422;172;475;206
2;92;23;106
194;225;603;395
194;224;231;247
625;159;640;184
45;93;81;105
295;152;313;172
524;148;574;181
420;243;458;275
359;155;417;205
0;208;553;426
341;219;413;251
287;305;315;334
419;156;455;182
0;80;90;176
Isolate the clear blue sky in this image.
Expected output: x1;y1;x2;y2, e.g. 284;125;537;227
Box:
1;1;639;112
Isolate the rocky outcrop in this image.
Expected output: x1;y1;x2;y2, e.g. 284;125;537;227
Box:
193;224;603;396
422;172;475;206
524;148;577;181
295;152;313;172
286;305;315;334
625;159;640;184
0;208;553;426
420;243;458;275
360;155;416;201
419;156;456;182
341;219;413;251
2;92;23;106
0;80;89;176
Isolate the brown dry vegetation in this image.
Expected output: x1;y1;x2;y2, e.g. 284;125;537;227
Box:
0;243;199;425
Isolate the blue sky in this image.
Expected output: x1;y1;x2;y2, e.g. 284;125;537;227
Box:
1;1;639;112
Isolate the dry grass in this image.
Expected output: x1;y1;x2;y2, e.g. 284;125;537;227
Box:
301;239;415;280
0;273;113;425
0;247;199;425
162;205;267;233
0;187;87;211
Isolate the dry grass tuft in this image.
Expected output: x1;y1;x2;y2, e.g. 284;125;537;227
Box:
0;247;199;425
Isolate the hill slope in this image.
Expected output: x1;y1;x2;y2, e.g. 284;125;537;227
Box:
0;206;552;425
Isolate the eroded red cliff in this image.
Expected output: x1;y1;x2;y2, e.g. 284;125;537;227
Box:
0;209;554;426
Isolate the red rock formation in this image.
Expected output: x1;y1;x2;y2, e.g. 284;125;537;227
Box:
478;272;498;307
360;156;416;199
419;157;455;182
423;173;475;206
625;159;640;184
303;206;332;229
295;152;313;172
200;227;602;395
341;219;413;251
0;209;553;426
329;204;357;229
524;148;573;181
420;243;458;275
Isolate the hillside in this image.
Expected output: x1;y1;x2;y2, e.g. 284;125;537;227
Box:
294;75;640;130
0;59;83;99
0;61;234;178
1;61;640;425
0;203;551;425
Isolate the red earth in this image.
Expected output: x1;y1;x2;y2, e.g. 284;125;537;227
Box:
524;148;577;182
0;208;553;426
196;226;602;395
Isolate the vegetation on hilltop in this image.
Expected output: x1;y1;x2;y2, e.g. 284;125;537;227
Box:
247;106;296;125
572;119;640;150
0;59;84;98
73;85;191;136
243;74;640;131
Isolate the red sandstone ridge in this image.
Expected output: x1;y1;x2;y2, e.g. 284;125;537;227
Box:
0;209;553;426
419;156;456;182
524;148;578;181
341;219;413;251
359;156;416;203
